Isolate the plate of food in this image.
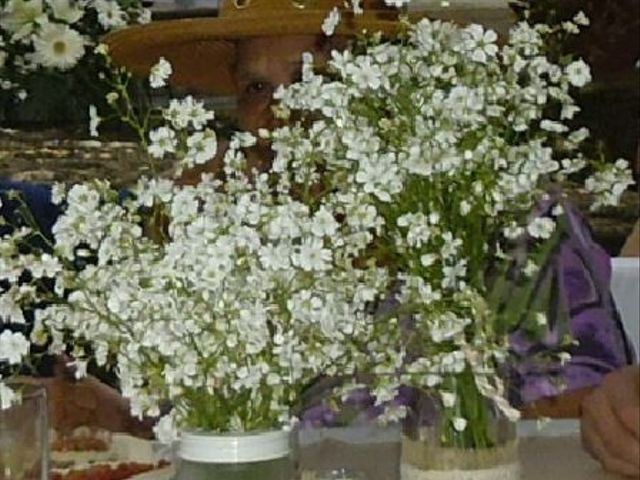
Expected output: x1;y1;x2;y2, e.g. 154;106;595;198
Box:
50;428;174;480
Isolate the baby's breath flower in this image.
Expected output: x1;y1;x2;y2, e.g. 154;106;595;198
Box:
94;43;109;56
88;105;101;137
540;119;568;133
105;91;119;104
322;7;341;37
585;159;635;210
0;382;20;410
2;16;632;440
148;126;177;158
149;57;172;89
0;330;30;365
565;60;592;88
186;129;218;165
535;312;547;327
573;11;590;27
527;217;555;239
440;391;456;408
452;417;468;432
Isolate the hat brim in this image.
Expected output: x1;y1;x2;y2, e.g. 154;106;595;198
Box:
104;13;404;96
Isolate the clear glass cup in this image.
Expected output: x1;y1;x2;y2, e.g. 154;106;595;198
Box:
299;422;401;480
0;383;49;480
303;468;369;479
401;373;520;480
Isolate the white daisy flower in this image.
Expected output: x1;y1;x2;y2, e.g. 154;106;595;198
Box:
46;0;84;24
93;0;126;30
32;22;85;70
465;24;499;64
0;0;43;39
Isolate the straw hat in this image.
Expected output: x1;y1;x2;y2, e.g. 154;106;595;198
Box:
104;0;407;96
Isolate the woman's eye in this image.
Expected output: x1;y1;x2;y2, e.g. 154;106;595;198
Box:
245;81;270;94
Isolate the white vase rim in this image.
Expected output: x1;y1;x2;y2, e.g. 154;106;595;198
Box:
179;429;291;464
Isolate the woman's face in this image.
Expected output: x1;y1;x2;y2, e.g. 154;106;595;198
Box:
180;35;343;182
234;35;332;133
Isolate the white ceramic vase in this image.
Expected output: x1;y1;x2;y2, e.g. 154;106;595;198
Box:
175;429;295;480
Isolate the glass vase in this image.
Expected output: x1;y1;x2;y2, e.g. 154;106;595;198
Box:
299;422;401;480
175;429;296;480
401;373;520;480
0;383;49;480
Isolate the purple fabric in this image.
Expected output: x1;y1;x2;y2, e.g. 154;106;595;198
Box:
508;201;634;405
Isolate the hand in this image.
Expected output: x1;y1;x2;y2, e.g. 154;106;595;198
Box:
580;366;640;478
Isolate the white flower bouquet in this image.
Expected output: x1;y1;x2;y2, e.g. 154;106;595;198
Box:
0;63;389;442
263;15;633;448
0;8;633;469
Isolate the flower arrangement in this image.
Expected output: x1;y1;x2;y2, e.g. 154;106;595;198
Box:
0;0;149;125
0;7;634;459
240;15;633;446
0;52;391;441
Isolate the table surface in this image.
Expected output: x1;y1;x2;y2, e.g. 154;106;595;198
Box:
297;434;617;480
518;436;616;480
126;421;623;480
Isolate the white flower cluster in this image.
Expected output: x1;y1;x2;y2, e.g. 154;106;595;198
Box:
148;95;217;174
585;159;635;211
0;0;149;93
268;17;632;422
0;128;388;438
0;16;633;443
